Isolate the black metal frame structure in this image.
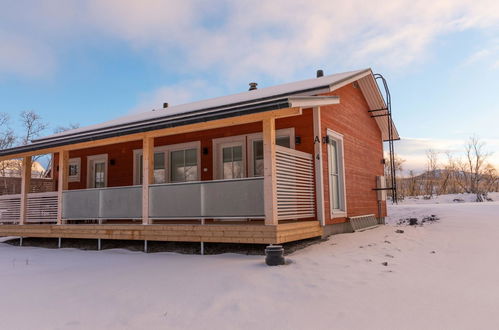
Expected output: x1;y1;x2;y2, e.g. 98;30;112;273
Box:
371;73;398;203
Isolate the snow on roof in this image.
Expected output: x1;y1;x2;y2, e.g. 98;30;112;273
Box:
35;69;370;142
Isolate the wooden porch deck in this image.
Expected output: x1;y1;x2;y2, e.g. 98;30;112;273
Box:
0;221;323;244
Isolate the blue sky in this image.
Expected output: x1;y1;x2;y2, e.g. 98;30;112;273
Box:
0;0;498;172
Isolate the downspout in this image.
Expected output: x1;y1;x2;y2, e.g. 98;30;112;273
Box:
313;107;325;226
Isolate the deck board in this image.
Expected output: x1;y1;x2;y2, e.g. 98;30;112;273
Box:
0;221;322;244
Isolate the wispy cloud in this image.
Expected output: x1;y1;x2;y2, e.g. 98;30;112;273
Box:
130;79;221;113
0;30;56;79
2;0;499;80
463;39;499;69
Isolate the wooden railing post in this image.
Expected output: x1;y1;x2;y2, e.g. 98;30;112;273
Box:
142;136;154;225
57;150;69;225
20;156;31;225
263;117;278;225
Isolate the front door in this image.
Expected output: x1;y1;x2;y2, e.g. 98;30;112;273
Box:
87;154;108;188
93;161;106;188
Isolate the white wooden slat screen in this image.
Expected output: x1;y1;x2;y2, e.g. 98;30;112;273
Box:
0;192;58;224
275;145;315;220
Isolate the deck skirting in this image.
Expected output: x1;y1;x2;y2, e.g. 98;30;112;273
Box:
0;221;322;244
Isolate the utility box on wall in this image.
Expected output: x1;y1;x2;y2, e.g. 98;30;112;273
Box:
376;175;387;201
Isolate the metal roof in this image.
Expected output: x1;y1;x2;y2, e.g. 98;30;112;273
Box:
0;68;399;157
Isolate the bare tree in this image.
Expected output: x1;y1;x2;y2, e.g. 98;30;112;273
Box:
42;123;80;178
53;123;80;134
453;136;492;201
482;164;499;194
0;113;15;151
384;154;405;200
19;110;48;145
424;149;439;198
0;113;17;192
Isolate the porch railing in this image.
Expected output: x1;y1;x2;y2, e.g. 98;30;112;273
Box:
62;185;143;220
149;177;264;219
0;191;58;224
276;145;315;220
62;177;264;220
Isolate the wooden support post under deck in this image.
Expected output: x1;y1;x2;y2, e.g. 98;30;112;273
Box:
263;117;278;225
19;156;32;225
142;136;154;225
57;150;69;225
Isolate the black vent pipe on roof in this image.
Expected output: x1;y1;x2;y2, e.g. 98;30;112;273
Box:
249;82;258;91
316;69;324;78
163;102;169;108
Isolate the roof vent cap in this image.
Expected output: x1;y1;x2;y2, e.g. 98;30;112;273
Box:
316;69;324;78
248;82;258;91
163;102;169;108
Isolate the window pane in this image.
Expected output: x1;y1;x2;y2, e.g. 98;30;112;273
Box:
170;150;184;182
276;136;290;148
232;146;242;161
185;148;197;166
171;150;183;166
223;162;233;179
94;162;105;188
154;169;166;184
185;165;198;181
330;140;338;174
331;175;340;209
254;140;263;160
253;140;264;177
170;149;198;182
254;159;264;177
223;147;232;162
69;164;78;176
154;152;165;170
233;160;243;178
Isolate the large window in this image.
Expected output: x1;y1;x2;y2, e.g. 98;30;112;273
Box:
170;148;198;182
327;130;346;216
136;152;167;184
134;142;200;184
213;128;295;179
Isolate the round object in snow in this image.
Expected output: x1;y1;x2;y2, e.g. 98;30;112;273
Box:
265;245;285;266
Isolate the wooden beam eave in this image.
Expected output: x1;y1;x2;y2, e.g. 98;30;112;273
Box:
0;107;303;161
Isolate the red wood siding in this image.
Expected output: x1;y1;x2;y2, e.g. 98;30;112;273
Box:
54;109;314;190
319;83;387;225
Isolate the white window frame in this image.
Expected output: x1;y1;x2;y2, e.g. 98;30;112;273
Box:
87;154;108;188
326;129;347;218
68;157;81;182
133;141;201;185
247;128;295;177
212;135;247;180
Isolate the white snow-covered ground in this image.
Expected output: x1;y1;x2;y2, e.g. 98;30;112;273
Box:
1;196;499;330
399;192;499;205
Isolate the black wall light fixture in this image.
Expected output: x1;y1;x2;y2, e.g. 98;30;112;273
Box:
295;136;301;145
203;147;209;155
109;159;116;166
